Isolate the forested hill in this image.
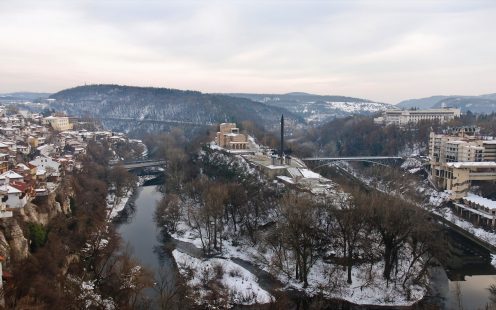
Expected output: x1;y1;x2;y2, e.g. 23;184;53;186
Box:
289;112;496;158
227;92;392;123
49;85;303;131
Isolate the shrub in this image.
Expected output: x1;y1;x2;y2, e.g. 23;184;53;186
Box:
28;223;48;252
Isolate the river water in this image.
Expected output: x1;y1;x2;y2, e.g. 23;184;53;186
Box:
116;185;496;309
116;186;168;271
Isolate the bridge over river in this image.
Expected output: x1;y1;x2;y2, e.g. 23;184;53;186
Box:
109;159;166;170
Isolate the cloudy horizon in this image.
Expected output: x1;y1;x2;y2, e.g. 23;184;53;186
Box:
1;0;495;103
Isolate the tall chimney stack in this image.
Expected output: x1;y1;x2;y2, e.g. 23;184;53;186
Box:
280;114;284;164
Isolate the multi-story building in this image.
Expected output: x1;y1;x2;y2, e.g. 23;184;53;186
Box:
215;123;248;150
44;116;73;131
375;108;460;126
429;126;496;199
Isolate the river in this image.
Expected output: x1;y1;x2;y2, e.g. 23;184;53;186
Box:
116;186;168;271
433;229;496;310
115;185;177;309
116;184;496;309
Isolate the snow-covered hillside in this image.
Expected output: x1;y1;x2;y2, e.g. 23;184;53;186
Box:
229;92;393;124
48;85;304;136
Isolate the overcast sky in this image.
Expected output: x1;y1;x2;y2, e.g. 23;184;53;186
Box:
1;0;495;103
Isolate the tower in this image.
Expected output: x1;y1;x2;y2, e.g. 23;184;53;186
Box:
280;114;284;164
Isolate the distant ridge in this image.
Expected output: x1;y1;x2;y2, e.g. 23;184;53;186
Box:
48;84;303;136
0;92;51;101
227;92;392;123
397;93;496;114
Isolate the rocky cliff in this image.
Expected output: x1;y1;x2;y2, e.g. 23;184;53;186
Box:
0;190;72;266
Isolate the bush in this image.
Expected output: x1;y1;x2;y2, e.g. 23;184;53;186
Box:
213;263;224;280
28;223;48;252
228;267;242;278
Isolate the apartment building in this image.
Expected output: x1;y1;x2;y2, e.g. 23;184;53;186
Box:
375;108;460;126
429;126;496;199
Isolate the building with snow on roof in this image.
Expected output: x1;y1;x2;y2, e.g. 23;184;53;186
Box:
29;156;61;178
453;194;496;228
429;126;496;199
0;184;27;209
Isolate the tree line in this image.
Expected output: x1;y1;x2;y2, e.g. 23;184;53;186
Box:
280;112;496;158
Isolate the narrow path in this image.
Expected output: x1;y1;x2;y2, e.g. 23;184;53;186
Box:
230;257;284;293
170;238;203;258
170;237;284;294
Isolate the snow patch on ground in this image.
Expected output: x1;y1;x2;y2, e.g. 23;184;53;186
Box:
254;247;425;306
173;249;273;305
401;157;423;170
299;168;322;179
408;167;421;174
107;187;135;219
173;221;207;249
171;215;426;307
492;254;496;268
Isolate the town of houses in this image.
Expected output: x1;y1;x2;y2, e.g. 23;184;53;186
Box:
0;105;135;219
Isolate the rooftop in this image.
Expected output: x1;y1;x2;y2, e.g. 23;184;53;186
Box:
446;162;496;168
463;193;496;210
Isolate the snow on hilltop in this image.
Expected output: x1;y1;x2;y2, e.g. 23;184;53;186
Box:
228;92;393;124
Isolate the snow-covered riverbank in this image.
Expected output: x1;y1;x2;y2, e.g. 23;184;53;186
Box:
173;249;273;305
170;219;426;307
107;188;134;219
107;176;158;220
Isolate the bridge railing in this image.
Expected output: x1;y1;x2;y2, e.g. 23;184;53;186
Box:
110;159;166;166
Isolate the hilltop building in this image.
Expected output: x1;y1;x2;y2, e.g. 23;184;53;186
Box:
215;123;248;150
374;108;461;126
429;126;496;199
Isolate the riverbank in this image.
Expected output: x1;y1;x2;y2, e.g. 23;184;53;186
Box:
116;182;496;310
170;219;426;308
117;184;425;308
107;176;158;220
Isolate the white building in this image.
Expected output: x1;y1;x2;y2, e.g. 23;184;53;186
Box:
374;108;461;126
429;127;496;199
29;156;61;176
0;171;24;186
44;116;73;131
0;185;27;209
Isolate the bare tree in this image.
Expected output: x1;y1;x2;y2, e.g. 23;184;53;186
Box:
331;189;368;284
368;192;416;285
279;193;321;287
155;194;181;233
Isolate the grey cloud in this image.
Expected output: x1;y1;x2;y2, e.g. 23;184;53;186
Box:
0;0;495;102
